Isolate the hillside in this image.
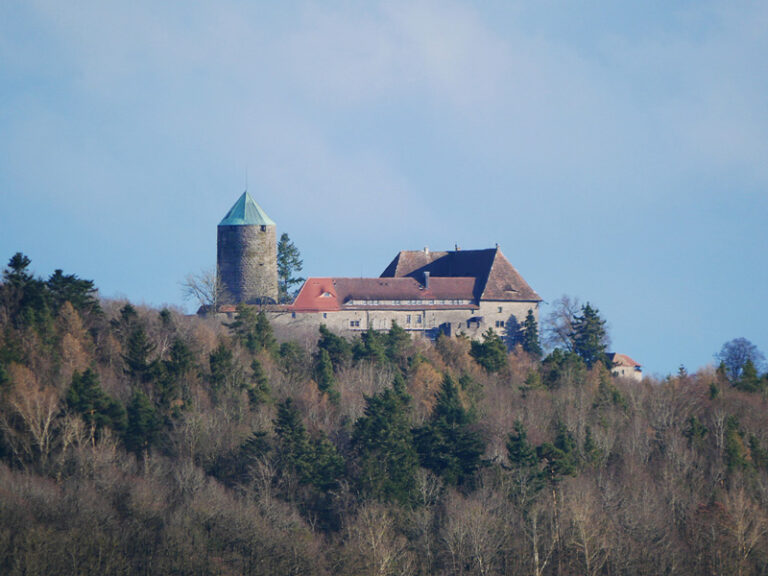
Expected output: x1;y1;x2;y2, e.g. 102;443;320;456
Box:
2;253;768;576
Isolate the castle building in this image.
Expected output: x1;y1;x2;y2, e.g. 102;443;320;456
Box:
607;353;643;381
215;192;542;340
217;192;278;304
276;247;542;339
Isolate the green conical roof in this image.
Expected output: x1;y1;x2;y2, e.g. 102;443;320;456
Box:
219;191;276;226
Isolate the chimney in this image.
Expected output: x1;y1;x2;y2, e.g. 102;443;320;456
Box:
455;243;460;251
423;271;430;289
423;246;429;256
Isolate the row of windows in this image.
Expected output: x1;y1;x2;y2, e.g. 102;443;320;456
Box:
346;299;470;306
349;315;423;328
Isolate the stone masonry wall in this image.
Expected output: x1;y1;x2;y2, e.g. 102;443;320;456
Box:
217;224;278;304
269;301;540;341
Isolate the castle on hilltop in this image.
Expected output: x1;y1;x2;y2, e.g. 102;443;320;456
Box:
217;191;542;339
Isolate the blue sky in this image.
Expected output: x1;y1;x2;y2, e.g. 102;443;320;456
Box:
2;1;767;376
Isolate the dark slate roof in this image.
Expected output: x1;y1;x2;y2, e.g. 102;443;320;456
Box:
219;191;276;226
290;277;477;312
380;247;541;302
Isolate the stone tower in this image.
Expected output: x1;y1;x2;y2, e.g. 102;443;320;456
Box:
217;192;278;304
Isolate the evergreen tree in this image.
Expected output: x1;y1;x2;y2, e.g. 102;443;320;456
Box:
317;325;352;371
724;415;749;472
536;422;578;482
1;253;53;332
253;310;277;354
570;303;609;369
4;252;33;285
385;321;411;367
274;398;315;484
227;304;277;355
274;399;343;490
247;358;271;406
737;358;762;392
125;390;161;455
314;349;339;402
541;348;587;388
153;337;193;417
683;416;708;449
470;328;508;373
67;369;126;435
209;342;242;395
277;233;304;303
506;421;544;505
414;374;485;486
46;269;100;316
123;327;156;384
309;435;345;492
353;327;387;364
582;425;603;466
166;337;193;378
353;375;418;503
520;309;542;359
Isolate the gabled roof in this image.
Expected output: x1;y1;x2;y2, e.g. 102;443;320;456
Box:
608;353;642;368
290;277;477;312
380;247;541;302
219;191;276;227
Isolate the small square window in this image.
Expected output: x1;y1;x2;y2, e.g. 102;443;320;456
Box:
498;306;503;313
416;316;422;324
406;314;411;324
323;313;327;319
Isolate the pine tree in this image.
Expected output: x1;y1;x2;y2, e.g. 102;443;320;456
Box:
125;390;161;455
46;269;100;316
520;309;542;359
470;329;508;373
737;358;762;392
506;421;544;506
247;358;271;406
570;303;608;369
385;321;411;367
277;233;304;303
353;327;387;364
353;375;418;503
274;398;314;484
317;325;352;371
67;369;126;435
314;349;339;402
123;327;156;383
414;374;485;486
541;348;587;388
274;398;343;490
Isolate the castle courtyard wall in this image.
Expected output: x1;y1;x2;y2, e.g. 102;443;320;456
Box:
268;301;539;340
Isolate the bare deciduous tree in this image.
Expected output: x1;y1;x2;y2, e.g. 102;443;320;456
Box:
1;363;61;469
181;267;229;312
541;295;581;352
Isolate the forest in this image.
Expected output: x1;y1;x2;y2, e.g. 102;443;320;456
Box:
2;252;768;576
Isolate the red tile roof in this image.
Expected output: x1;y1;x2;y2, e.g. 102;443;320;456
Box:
290;277;477;312
608;353;642;368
